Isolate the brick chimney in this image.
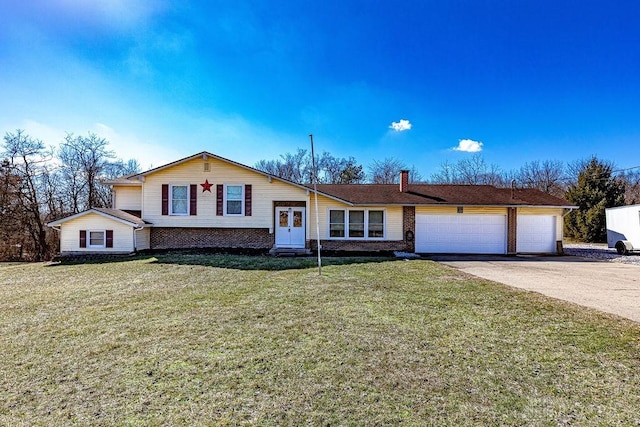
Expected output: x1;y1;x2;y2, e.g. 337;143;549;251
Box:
400;170;409;192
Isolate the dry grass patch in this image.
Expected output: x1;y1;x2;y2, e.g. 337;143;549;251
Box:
1;255;639;425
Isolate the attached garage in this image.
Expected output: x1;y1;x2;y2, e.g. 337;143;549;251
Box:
415;214;507;254
517;215;557;253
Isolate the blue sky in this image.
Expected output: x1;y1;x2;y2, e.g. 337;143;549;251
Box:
1;1;639;178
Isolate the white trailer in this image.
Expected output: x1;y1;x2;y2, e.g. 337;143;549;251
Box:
606;204;640;254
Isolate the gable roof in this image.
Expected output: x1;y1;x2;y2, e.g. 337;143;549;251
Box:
313;184;575;207
47;208;151;228
104;151;351;204
103;150;574;208
106;151;304;187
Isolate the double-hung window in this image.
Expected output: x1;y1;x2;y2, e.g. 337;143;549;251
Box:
88;230;105;248
349;211;365;237
170;184;189;215
328;209;385;239
225;185;243;215
329;210;345;237
368;210;384;238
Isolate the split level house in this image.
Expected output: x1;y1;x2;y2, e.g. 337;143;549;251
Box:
47;151;576;256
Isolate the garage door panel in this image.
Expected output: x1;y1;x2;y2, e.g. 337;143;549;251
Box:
517;215;556;253
416;214;507;254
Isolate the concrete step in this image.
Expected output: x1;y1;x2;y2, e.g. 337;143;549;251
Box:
269;247;312;257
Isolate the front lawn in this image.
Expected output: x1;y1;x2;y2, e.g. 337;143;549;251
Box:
1;255;639;425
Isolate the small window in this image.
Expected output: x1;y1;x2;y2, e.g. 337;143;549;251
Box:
171;185;188;215
293;211;303;228
203;162;210;172
457;206;464;214
226;185;243;215
329;210;345;237
368;210;384;238
349;210;365;238
88;231;105;248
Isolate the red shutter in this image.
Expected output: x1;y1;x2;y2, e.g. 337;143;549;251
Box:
106;230;113;248
216;184;224;216
190;184;197;216
161;184;169;215
244;184;252;216
79;230;87;248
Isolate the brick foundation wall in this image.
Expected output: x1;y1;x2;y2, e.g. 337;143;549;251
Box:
312;239;411;252
150;228;274;250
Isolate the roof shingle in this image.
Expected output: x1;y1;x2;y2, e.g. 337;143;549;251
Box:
311;184;573;207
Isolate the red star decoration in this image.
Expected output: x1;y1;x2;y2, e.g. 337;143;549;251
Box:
200;179;213;192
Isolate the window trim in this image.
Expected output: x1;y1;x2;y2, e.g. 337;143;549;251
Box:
223;183;245;216
87;230;106;249
327;208;386;240
169;183;190;216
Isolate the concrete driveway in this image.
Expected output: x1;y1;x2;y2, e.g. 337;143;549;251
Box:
430;255;640;323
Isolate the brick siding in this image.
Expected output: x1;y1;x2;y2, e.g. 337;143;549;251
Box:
150;227;274;249
311;239;410;252
507;207;517;254
403;206;416;252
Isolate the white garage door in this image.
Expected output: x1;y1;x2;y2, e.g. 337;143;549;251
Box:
415;214;507;254
517;215;557;253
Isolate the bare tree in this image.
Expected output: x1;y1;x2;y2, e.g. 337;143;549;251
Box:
430;154;504;185
255;148;310;183
2;130;53;260
58;133;116;211
619;169;640;204
368;157;422;184
255;150;367;184
514;160;566;197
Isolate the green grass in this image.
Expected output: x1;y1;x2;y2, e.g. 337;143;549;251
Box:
1;254;639;426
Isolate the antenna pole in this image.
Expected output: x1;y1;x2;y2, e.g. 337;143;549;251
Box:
310;134;322;275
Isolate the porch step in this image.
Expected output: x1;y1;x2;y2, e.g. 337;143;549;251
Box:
269;247;312;257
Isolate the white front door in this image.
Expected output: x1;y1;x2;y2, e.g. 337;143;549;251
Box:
275;207;306;248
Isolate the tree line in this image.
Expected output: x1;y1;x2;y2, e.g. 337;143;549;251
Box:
1;130;139;261
1;129;637;260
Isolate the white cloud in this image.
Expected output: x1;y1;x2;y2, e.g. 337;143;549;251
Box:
453;139;483;152
389;119;412;132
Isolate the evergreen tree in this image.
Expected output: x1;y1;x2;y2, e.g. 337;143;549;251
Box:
565;157;625;242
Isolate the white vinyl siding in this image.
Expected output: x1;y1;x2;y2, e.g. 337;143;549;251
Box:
135;228;151;251
113;186;142;211
142;157;307;228
58;213;135;254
